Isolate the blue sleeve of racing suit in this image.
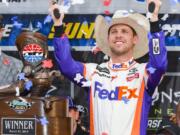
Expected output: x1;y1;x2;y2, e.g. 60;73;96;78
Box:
146;24;167;96
53;33;85;85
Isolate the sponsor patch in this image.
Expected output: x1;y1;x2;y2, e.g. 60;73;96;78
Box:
152;38;160;54
126;73;139;81
96;65;110;74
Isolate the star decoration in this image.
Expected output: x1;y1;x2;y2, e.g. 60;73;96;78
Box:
147;67;156;74
18;73;25;80
25;81;33;91
74;73;83;83
22;22;39;32
81;81;91;87
42;59;53;69
39;117;49;126
122;97;130;104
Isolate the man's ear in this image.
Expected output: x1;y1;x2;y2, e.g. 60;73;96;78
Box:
133;35;138;46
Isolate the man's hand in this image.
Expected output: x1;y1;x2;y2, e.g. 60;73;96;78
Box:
147;0;162;22
49;1;64;26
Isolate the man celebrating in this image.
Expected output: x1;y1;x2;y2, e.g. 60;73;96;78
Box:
50;0;167;134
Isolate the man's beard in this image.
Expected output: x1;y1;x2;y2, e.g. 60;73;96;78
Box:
110;47;127;56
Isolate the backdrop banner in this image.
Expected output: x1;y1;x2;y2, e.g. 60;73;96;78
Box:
0;14;179;50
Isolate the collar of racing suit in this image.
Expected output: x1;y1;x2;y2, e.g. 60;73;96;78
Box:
108;57;136;71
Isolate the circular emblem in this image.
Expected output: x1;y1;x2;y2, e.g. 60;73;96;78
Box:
22;43;44;63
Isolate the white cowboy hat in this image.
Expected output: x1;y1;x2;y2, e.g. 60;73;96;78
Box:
95;10;150;59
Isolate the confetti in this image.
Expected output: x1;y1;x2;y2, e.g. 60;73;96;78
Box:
59;4;71;13
36;21;43;29
104;10;110;15
71;0;85;5
64;0;70;6
103;0;112;6
82;30;87;35
18;73;25;80
13;21;23;29
104;16;112;24
161;14;169;21
82;20;88;25
3;57;10;65
11;16;18;22
39;117;49;126
25;81;33;91
44;15;52;24
122;97;130;104
42;59;53;68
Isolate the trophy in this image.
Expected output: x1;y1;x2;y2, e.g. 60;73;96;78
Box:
0;31;73;135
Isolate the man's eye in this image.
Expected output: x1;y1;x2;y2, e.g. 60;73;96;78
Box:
111;30;117;34
122;30;128;33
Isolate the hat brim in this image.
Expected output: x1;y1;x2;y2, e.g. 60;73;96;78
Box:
95;14;149;59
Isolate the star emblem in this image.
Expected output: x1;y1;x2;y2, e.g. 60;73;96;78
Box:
74;73;83;83
147;67;156;74
22;22;39;32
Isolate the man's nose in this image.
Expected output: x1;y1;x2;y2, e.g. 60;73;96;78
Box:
115;32;123;39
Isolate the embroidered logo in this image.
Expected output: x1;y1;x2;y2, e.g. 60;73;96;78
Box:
152;38;160;54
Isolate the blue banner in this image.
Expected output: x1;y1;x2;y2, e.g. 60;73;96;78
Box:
0;14;180;50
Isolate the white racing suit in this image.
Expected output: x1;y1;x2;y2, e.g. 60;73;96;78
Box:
53;29;167;135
